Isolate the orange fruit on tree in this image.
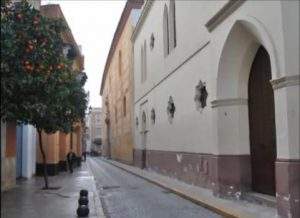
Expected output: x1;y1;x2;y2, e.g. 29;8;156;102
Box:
16;14;22;20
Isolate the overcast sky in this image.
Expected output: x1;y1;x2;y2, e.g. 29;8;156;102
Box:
41;0;126;108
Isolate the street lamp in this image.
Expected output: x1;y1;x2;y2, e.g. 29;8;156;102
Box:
63;43;71;57
76;72;87;85
63;43;77;60
104;97;111;159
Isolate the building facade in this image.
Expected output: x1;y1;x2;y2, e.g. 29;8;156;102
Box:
1;122;17;191
16;124;37;179
1;0;41;192
84;114;91;153
132;1;299;217
100;0;143;164
86;107;103;154
35;4;85;175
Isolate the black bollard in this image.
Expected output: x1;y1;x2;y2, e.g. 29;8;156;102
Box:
78;196;89;205
77;205;89;217
77;189;89;217
80;189;88;197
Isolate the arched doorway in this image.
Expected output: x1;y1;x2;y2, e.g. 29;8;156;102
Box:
248;46;276;195
213;16;298;216
141;111;147;169
212;19;281;199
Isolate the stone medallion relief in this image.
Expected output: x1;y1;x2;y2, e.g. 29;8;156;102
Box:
151;108;156;124
194;80;208;112
150;33;155;50
167;96;176;123
135;117;139;128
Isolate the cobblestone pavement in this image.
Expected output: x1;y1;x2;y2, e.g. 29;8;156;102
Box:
1;162;104;218
105;158;277;218
87;157;221;218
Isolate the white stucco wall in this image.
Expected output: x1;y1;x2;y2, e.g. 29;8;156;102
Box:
133;0;299;157
22;125;36;178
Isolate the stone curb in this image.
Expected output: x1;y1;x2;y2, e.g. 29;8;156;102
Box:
103;159;276;218
102;159;234;218
86;161;106;218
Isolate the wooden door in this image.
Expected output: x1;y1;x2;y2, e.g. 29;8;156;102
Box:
248;46;276;196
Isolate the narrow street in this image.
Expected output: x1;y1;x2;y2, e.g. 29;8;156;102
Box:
87;157;222;218
2;1;298;217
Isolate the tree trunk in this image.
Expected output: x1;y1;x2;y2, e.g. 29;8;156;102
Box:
70;131;73;150
38;129;49;189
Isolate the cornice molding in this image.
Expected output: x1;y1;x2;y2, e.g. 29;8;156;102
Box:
131;0;154;42
205;0;246;32
270;75;300;90
211;98;248;108
100;1;143;95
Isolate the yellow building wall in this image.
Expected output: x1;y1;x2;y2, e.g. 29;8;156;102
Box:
74;126;82;156
59;132;71;161
38;4;84;170
37;129;81;165
102;17;135;164
37;132;59;164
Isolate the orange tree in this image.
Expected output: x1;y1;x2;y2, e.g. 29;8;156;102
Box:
1;1;88;189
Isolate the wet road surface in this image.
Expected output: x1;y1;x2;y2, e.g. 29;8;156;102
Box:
87;157;222;218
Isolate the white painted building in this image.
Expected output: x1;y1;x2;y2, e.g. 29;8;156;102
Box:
86;107;103;154
84;114;92;153
16;124;37;179
132;1;299;217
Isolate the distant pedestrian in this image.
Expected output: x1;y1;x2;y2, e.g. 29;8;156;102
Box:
82;151;87;162
67;149;76;173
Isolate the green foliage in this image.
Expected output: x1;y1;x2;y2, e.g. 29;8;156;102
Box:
1;0;9;7
1;1;88;133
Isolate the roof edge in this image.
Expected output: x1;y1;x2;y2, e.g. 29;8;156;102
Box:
40;4;83;58
131;0;153;42
100;0;144;96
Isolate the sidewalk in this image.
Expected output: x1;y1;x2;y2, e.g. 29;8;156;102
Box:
105;159;277;218
1;162;104;218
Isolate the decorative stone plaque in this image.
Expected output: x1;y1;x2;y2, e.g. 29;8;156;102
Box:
167;96;175;123
194;80;208;112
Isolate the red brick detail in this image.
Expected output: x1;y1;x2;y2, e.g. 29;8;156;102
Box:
6;122;16;157
276;159;300;218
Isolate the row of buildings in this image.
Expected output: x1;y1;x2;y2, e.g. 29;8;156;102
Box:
85;107;103;155
1;1;85;191
99;0;299;217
